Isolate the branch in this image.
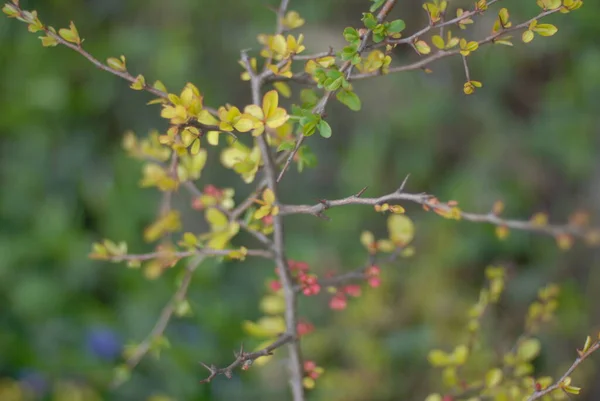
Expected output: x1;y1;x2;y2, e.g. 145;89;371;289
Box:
275;0;291;35
110;255;205;389
527;341;600;400
198;332;295;383
241;48;306;400
383;0;501;48
276;0;399;183
6;4;223;124
279;185;595;243
107;247;274;263
352;8;561;81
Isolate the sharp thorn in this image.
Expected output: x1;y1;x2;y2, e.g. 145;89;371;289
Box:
356;186;368;197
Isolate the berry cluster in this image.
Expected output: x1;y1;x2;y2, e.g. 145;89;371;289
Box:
302;360;324;389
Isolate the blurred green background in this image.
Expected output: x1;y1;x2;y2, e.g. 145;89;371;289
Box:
1;0;600;400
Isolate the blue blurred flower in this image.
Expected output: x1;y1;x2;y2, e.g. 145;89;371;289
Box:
86;327;121;360
17;368;48;396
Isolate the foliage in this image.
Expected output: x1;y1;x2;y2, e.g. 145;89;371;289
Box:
1;0;599;400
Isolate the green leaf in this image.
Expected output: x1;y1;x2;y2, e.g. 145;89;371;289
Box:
324;76;344;91
297;145;317;172
341;44;358;61
336;90;361;111
343;27;360;43
318;120;332;138
300;89;319;108
517;338;541;361
373;32;386;43
302;120;318;136
362;13;378;29
387;19;406;33
369;0;386;12
277;141;296;152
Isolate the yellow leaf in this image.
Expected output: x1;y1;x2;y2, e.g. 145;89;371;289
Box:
274;82;292;98
533;23;558;36
262;90;279;118
387;214;415;245
432;35;445;49
262;188;276;204
130;74;146;90
265;108;289;128
58;21;81;44
517;338;541;361
522;30;535;43
415;40;431;54
234;117;254;132
260;295;285;315
428;349;450;367
107;56;126;72
271;34;287;56
206;208;229;229
281;10;305;30
242;316;286;338
360;231;375;248
485;368;503;387
244;104;264;120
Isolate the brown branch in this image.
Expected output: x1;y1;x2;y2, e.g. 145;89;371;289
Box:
199;332;295;383
527;341;600;400
241;49;305;401
278;185;594;242
110;255;205;389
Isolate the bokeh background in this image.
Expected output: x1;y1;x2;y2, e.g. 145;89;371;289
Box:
1;0;600;400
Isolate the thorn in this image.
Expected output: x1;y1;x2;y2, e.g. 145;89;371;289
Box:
225;369;233;379
226;131;238;142
398;174;410;193
356;186;368;198
199;362;212;372
315;212;331;221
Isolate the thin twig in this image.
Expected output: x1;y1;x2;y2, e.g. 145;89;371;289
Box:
276;0;399;183
108;247;273;263
198;333;295;383
527;341;600;400
8;3;222;128
352;8;561;81
110;255;205;389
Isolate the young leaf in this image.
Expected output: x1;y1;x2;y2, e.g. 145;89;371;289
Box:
387;19;406;33
336;90;361;111
318;120;332;138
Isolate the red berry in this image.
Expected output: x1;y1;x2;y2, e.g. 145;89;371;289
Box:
304;360;316;372
366;265;380;276
329;294;347;310
269;279;282;292
343;285;361;297
297;320;314;337
368;277;381;288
